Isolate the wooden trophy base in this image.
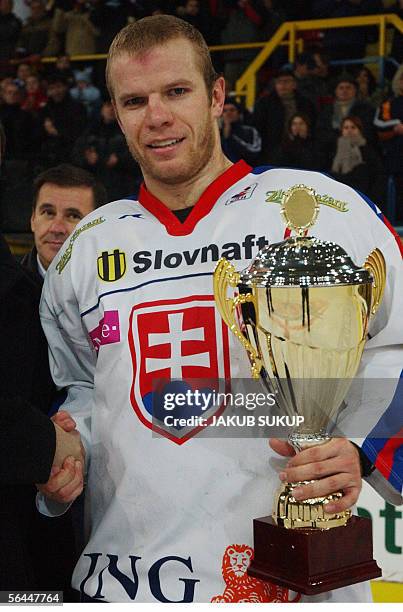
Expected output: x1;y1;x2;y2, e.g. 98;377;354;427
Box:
247;515;381;595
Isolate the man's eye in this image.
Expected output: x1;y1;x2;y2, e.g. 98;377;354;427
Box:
169;87;186;97
42;210;54;217
124;97;145;107
68;213;82;220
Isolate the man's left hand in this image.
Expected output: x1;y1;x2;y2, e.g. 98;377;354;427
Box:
269;438;362;514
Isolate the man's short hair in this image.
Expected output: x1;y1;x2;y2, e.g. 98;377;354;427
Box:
106;15;219;100
276;67;296;80
295;53;316;70
32;164;108;211
334;74;358;90
47;74;68;87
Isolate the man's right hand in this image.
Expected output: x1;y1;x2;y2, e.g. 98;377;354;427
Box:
52;420;85;468
36;413;85;503
37;455;84;504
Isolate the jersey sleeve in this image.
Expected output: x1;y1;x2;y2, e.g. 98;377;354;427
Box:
349;194;403;505
40;250;97;474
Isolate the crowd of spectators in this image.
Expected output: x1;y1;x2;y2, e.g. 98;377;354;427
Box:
0;0;402;230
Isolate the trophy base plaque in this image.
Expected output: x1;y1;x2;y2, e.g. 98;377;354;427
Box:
247;516;381;595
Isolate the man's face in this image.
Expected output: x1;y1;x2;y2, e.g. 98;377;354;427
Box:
2;83;19;105
101;101;116;123
47;81;68;103
31;184;94;269
222;103;241;124
30;0;45;18
335;81;356;103
56;56;70;70
110;38;225;186
26;75;40;93
274;75;296;98
185;0;199;15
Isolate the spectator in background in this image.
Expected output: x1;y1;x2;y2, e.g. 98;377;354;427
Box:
72;99;141;201
47;54;75;87
50;0;100;56
37;74;86;169
219;96;261;165
176;0;211;42
311;0;383;60
17;0;54;58
331;115;384;204
272;112;318;170
88;0;133;53
315;74;376;170
374;64;403;221
311;49;334;108
389;0;403;72
70;68;102;119
252;67;316;164
22;163;107;282
0;0;21;61
20;74;47;114
14;61;32;88
0;81;35;161
220;0;264;91
0;80;36;231
293;52;320;106
353;65;385;108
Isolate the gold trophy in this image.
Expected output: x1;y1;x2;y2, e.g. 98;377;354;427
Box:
213;185;385;594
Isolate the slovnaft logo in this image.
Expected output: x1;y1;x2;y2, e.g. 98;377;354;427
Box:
266;189;349;213
56;216;105;274
225;183;258;205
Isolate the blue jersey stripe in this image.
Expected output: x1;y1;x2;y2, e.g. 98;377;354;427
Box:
81;271;214;318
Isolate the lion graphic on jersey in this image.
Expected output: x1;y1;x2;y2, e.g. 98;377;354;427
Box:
211;544;300;603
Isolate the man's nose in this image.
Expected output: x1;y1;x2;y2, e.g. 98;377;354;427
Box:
49;217;68;235
145;95;174;128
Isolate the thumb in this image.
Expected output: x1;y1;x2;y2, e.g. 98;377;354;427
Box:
269;438;295;457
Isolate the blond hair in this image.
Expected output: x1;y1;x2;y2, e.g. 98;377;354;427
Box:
106;15;219;100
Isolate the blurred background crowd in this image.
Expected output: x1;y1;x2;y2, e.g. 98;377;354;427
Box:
0;0;402;234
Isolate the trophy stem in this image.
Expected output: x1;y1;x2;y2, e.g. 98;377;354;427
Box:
288;430;330;453
272;431;351;529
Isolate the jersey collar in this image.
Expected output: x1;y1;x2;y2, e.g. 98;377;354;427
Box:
138;160;252;236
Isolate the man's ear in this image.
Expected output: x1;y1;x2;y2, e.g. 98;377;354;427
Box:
30;209;36;233
211;76;226;119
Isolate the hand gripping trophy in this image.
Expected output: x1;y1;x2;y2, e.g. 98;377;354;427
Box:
213;185;385;595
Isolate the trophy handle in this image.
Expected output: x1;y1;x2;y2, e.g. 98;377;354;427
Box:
363;248;386;316
214;258;262;379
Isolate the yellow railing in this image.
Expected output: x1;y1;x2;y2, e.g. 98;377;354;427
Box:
235;14;403;109
32;13;403;110
38;39;304;65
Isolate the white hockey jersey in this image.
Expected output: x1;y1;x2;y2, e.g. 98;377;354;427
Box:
40;161;403;603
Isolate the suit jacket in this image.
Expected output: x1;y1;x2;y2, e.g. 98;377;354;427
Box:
0;234;78;596
20;245;43;287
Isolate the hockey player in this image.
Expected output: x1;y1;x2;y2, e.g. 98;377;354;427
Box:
38;15;403;603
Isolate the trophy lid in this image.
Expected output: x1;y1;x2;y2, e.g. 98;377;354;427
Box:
240;236;373;287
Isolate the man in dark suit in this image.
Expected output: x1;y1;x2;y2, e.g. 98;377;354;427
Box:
0;231;85;594
0;123;85;596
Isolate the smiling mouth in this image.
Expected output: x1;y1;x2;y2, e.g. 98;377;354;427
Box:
147;138;185;149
